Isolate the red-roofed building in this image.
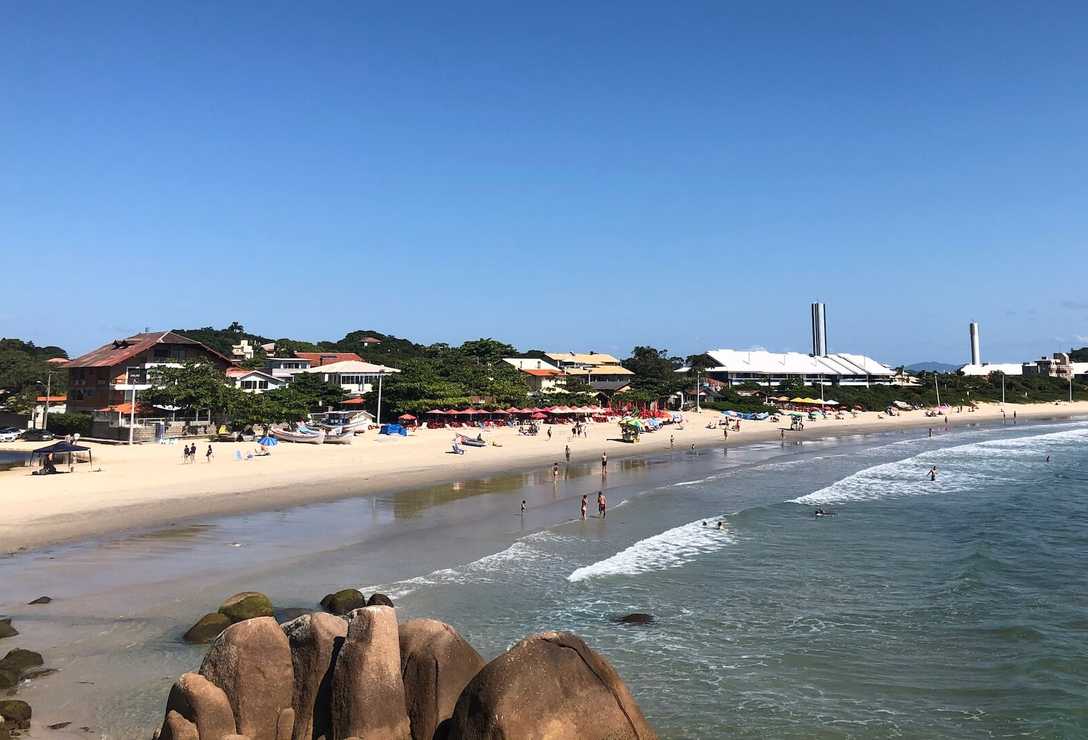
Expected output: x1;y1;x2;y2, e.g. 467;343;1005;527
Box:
65;331;233;413
293;351;363;367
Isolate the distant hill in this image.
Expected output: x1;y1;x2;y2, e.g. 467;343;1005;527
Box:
906;362;960;373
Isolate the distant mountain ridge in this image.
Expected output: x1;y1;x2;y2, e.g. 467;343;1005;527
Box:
906;361;960;372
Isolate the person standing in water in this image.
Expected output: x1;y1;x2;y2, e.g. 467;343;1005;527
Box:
565;444;571;462
552;462;560;478
670;434;675;448
521;499;526;514
597;491;607;518
928;466;938;481
580;494;588;521
601;451;607;472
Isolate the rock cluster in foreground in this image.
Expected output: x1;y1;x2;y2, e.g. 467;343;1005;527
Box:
155;606;655;740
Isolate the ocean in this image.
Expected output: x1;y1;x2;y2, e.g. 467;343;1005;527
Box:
2;419;1086;737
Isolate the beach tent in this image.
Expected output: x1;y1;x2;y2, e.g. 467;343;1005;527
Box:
31;440;92;472
379;423;408;436
531;411;547;420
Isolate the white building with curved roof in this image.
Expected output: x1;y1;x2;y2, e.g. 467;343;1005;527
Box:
695;349;896;387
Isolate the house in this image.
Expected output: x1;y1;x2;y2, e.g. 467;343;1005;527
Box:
503;358;567;394
299;360;399;397
265;355;313;381
32;395;67;429
1022;352;1088;380
543;352;634;392
294;352;363;367
231;338;256;360
64;331;233;414
226;367;287;394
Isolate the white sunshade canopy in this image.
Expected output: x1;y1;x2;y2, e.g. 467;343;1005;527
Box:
301;360;401;375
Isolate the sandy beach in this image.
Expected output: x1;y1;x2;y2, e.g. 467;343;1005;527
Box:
2;401;1086;552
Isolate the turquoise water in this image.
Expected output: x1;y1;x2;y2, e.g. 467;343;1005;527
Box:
372;421;1088;738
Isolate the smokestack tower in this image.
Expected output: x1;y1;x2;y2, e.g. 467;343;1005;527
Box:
811;302;828;356
969;322;981;365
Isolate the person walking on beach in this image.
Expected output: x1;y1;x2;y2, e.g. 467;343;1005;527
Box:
521;499;526;514
928;466;938;481
182;445;190;464
601;451;607;472
552;462;560;478
597;491;607;518
565;444;571;462
206;444;214;463
580;494;588;521
547;427;552;440
670;434;675;448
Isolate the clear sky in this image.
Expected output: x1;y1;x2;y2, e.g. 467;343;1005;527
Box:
2;1;1086;365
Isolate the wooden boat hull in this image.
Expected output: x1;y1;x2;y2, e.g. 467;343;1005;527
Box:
271;428;326;444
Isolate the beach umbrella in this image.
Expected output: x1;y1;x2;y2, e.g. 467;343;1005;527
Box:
490;409;509;415
258;436;277;446
531;411;547;419
425;409;444;415
398;413;416;420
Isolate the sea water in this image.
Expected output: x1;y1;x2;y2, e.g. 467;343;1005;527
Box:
372;421;1088;738
2;420;1086;738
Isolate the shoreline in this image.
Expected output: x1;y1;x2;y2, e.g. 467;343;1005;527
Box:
3;402;1086;553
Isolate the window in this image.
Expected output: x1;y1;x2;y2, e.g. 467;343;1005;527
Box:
241;380;268;390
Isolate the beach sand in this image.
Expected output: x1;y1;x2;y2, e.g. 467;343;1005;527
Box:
2;401;1086;552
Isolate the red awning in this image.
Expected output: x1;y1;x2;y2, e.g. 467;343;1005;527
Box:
341;397;366;406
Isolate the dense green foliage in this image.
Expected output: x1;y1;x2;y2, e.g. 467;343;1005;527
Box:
44;412;92;436
0;338;68;396
1070;346;1088;363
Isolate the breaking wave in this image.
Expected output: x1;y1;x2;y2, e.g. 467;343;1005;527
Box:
567;518;735;582
790;424;1088;505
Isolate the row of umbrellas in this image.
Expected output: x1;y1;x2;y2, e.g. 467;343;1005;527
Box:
425;406;610;417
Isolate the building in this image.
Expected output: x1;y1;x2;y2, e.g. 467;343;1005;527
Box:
959;362;1023;376
31;395;66;429
503;358;567;394
265;355;313;381
64;331;233;414
226;367;287;394
300;360;399;397
294;351;364;368
1022;353;1088;380
543;352;634;392
691;349;896;387
231;338;256;361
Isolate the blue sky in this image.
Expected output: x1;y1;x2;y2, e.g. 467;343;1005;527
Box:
2;1;1086;364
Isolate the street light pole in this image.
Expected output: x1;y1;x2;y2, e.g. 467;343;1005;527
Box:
43;370;53;431
376;372;384;427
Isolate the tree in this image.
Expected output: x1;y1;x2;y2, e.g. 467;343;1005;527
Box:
458;338;516;365
685;353;715;411
283;372;348;411
145;362;238;418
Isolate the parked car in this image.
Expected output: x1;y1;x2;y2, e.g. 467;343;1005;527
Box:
21;429;54;442
0;430;20;443
0;426;23;435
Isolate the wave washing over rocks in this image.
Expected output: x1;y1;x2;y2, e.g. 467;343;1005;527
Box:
567;518;736;582
791;424;1088;506
153;597;656;740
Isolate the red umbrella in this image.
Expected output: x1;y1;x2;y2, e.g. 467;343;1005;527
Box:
490;409;509;415
398;413;417;420
531;411;547;420
425;409;444;415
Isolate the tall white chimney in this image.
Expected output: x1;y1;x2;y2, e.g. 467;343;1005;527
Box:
969;322;981;365
811;302;828;356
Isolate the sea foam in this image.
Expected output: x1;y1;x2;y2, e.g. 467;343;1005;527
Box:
567;518;735;582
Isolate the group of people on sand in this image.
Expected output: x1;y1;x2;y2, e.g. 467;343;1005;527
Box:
183;443;212;464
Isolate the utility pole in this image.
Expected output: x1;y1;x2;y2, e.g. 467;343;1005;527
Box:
934;373;941;408
376;372;384;427
43;370;53;431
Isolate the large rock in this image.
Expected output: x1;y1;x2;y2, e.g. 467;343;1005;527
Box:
614;613;654;625
447;631;656;740
184;613;232;644
0;700;31;730
399;619;485;740
0;670;16;691
0;649;43;676
0;717;9;740
0;619;17;640
218;592;274;623
200;617;294;740
331;606;410;740
159;710;199;740
162;672;237;739
320;589;367;616
282;612;346;740
367;593;394;609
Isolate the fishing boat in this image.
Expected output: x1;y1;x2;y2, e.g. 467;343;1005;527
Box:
456;433;487;448
323;427;353;445
310;410;373;434
271;427;326;444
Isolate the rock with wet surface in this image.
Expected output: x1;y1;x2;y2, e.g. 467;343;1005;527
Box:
366;593;394;608
614;613;654;625
0;619;16;640
0;700;31;730
399;619;485;740
447;631;657;740
27;597;52;606
0;649;43;676
218;592;274;623
183;613;232;644
319;589;367;616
